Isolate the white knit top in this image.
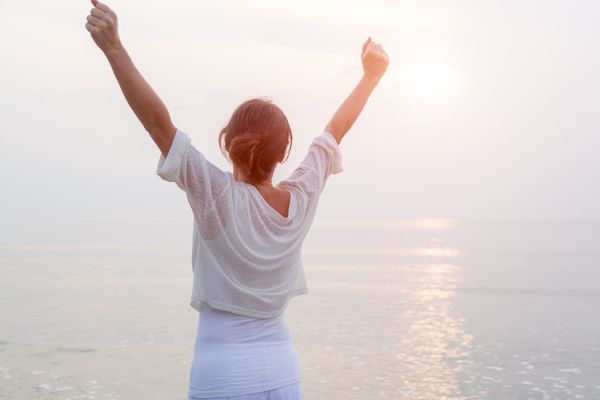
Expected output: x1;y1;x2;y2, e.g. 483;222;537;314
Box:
156;128;343;318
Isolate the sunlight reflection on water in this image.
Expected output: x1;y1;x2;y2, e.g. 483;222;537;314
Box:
396;263;474;399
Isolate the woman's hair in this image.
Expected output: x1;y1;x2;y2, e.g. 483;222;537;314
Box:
219;98;293;184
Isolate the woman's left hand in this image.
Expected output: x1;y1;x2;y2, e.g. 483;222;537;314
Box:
85;0;121;54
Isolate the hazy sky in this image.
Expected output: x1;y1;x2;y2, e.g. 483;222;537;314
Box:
1;0;598;221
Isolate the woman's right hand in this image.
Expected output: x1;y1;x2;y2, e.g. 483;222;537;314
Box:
85;0;121;54
361;37;389;82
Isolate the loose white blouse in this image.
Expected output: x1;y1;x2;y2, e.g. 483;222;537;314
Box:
156;129;342;318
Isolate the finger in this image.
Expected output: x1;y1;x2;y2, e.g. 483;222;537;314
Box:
92;7;115;26
87;15;103;27
90;8;107;19
97;3;117;20
362;37;371;54
85;22;98;33
91;0;99;6
95;1;113;15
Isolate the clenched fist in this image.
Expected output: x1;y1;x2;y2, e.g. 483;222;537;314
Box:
361;37;389;81
85;0;121;53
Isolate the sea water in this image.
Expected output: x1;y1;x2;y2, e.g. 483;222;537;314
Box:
1;218;599;399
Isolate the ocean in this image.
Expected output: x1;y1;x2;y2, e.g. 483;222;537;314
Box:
1;217;599;399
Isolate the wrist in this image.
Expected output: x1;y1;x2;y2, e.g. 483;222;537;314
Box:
103;40;125;59
361;73;381;87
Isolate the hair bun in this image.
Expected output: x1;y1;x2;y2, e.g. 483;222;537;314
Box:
228;132;270;182
219;98;293;184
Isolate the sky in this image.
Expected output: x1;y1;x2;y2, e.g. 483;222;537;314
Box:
0;0;598;222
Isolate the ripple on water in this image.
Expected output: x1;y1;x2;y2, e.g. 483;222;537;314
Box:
558;368;581;374
485;365;503;371
31;347;96;358
55;346;95;353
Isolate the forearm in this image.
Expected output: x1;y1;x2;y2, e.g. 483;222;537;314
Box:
104;44;175;154
325;74;380;144
85;1;176;156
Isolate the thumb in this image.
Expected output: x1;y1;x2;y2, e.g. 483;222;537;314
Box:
362;37;371;55
91;0;99;6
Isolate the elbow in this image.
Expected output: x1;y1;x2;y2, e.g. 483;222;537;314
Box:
324;120;339;137
146;117;174;139
324;121;344;144
142;106;173;138
148;119;176;145
146;120;162;138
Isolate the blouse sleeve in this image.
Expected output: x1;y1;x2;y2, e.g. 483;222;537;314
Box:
283;131;343;201
156;129;232;221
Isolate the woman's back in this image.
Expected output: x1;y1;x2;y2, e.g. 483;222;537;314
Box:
156;129;343;318
252;185;292;218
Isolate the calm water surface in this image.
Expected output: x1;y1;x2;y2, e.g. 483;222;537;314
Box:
1;218;599;399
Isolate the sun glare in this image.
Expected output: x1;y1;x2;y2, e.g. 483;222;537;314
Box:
402;61;461;94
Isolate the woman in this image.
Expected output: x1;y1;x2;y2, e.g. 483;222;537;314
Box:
85;1;389;398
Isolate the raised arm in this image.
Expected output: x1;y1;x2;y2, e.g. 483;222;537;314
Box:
85;0;176;157
325;37;389;144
